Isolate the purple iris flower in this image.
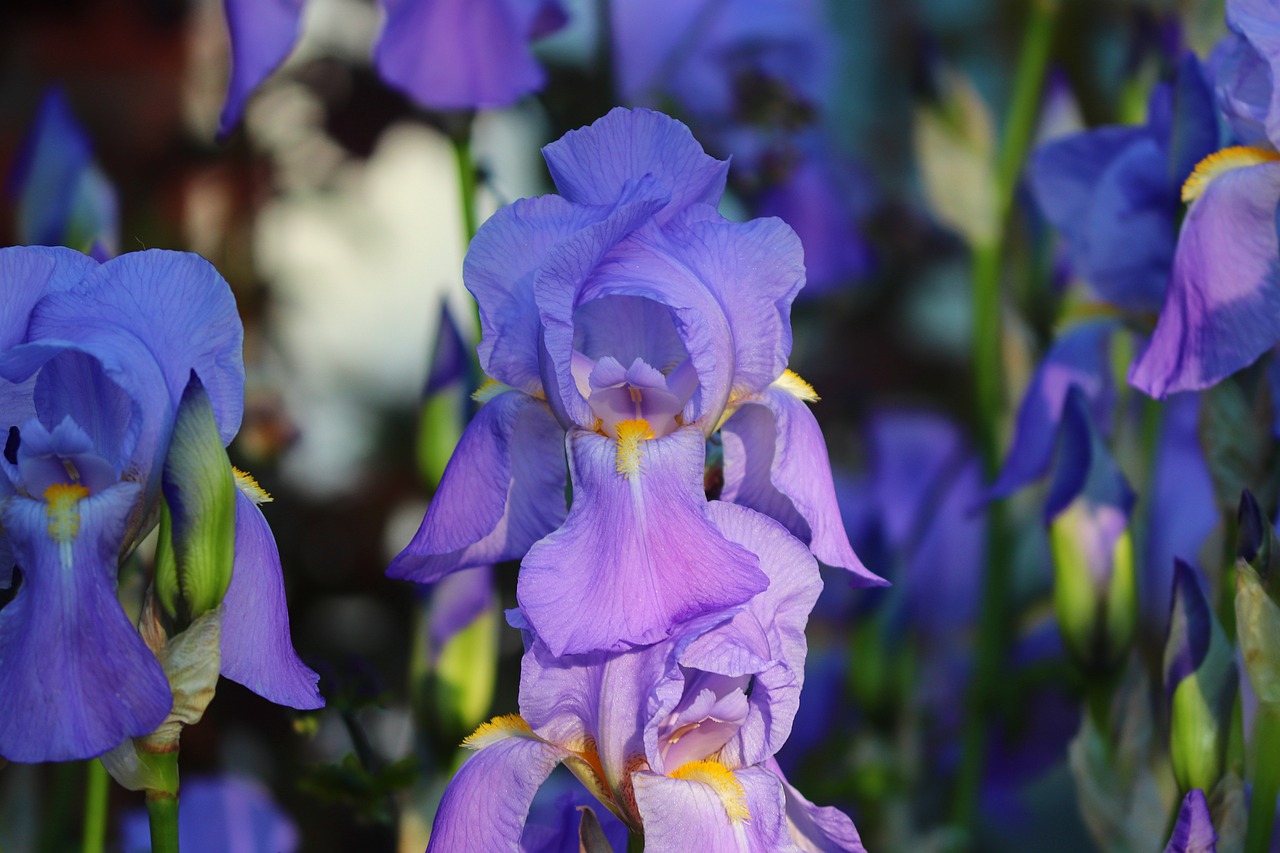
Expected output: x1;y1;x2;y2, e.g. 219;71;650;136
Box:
389;107;882;656
120;775;300;853
1030;54;1216;315
1130;0;1280;396
6;89;119;257
217;0;567;135
0;246;320;763
427;502;864;851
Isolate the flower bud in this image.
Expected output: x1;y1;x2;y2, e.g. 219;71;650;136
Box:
1165;560;1238;794
1047;388;1136;672
154;370;237;627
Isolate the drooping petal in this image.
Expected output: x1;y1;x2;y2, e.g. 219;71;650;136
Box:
631;763;789;853
0;481;171;762
218;0;306;137
672;502;821;770
1130;161;1280;397
542;108;729;219
765;757;865;853
720;382;882;584
388;390;567;583
220;489;323;710
427;720;570;853
987;320;1117;498
375;0;566;111
518;426;766;656
1163;789;1218;853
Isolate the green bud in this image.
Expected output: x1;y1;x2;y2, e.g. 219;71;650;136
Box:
1050;508;1137;673
1166;561;1239;794
153;371;236;626
1237;490;1279;600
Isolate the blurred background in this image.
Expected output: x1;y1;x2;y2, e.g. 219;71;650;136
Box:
0;0;1240;850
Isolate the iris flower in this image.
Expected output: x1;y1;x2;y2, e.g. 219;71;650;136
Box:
427;503;863;851
390;108;882;656
0;246;320;763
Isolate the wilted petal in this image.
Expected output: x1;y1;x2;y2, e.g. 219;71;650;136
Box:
518;426;766;656
388;390;567;582
375;0;566;111
218;0;306;136
988;320;1117;498
1163;789;1218;853
542;108;729;218
721;384;881;584
0;481;171;761
1130;161;1280;397
428;722;570;852
632;763;789;852
220;489;323;710
765;757;865;853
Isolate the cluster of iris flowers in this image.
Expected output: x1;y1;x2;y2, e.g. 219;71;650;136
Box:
5;0;1280;850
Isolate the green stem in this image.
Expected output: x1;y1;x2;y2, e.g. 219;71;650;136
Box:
143;749;181;853
954;0;1059;840
145;791;179;853
81;760;109;853
450;131;480;247
1245;705;1280;853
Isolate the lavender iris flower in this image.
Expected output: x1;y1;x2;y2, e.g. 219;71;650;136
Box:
389;108;882;656
427;502;863;851
0;246;320;763
1163;789;1218;853
1130;0;1280;396
217;0;567;135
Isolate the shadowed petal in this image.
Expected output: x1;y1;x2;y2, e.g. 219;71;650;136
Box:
218;0;306;136
0;481;171;761
388;390;567;582
120;775;300;853
721;385;882;584
518;426;766;656
427;724;570;853
220;489;323;710
1130;161;1280;397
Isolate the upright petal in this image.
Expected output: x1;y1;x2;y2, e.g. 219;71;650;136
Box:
388;390;567;582
0;246;94;350
428;720;570;853
1225;0;1280;149
218;0;306;136
721;382;881;584
375;0;565;111
0;482;171;761
542;108;729;219
1130;161;1280;397
220;489;323;710
518;426;766;656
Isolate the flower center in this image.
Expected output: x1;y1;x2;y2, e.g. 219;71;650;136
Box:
44;482;89;544
578;354;697;439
